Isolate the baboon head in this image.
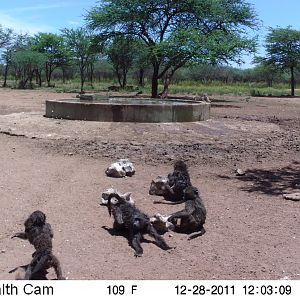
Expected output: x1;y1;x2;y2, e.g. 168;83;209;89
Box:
184;186;199;200
174;160;188;172
101;188;133;205
107;192;132;217
24;210;46;229
149;176;169;196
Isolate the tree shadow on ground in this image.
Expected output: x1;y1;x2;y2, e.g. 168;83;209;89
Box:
219;161;300;196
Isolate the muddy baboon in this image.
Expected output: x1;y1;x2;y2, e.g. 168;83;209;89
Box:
165;160;192;202
149;160;192;202
105;193;172;257
168;186;206;240
11;210;64;280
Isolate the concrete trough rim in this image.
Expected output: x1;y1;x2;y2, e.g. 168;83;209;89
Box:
46;97;208;106
45;97;210;123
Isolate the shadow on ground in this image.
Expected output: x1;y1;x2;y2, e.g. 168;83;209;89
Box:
219;161;300;196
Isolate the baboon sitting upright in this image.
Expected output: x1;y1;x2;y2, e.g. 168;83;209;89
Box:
168;186;206;240
165;160;192;202
11;210;64;280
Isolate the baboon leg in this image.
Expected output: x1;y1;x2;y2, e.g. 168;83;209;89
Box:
25;252;49;280
24;264;34;280
11;232;27;240
187;227;206;240
168;210;191;223
147;224;172;250
50;254;65;280
131;232;143;257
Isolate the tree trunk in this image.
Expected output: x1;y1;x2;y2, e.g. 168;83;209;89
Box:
38;70;42;87
138;68;144;87
290;66;295;96
159;72;171;99
62;67;66;84
80;64;85;93
117;72;122;88
122;68;127;88
2;64;9;87
151;64;159;98
80;71;84;93
90;63;94;87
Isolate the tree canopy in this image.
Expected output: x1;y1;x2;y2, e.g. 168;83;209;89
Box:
0;25;13;48
106;36;137;88
259;26;300;96
61;27;99;93
86;0;258;97
30;33;67;86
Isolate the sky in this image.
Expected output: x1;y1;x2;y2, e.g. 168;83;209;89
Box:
1;0;300;68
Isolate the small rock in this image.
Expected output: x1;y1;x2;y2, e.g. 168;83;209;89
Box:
235;168;245;176
68;152;74;156
283;193;300;201
1;249;5;253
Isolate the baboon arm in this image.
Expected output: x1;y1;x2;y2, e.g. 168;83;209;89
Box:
44;223;54;238
11;232;27;240
170;205;195;219
164;184;175;195
113;206;124;225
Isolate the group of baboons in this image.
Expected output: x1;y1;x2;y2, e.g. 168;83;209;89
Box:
10;160;206;280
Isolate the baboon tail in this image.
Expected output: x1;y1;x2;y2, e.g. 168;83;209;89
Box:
187;228;206;240
9;265;28;274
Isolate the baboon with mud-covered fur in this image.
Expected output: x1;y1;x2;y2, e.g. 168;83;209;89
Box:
165;160;192;202
168;186;206;240
11;210;64;280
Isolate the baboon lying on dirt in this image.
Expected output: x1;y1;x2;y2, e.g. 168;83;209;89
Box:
149;160;192;202
168;186;206;240
11;210;64;280
105;193;172;257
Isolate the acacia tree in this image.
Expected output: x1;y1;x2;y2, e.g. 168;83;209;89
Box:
12;50;46;89
62;27;98;93
0;26;14;87
1;32;30;87
30;33;67;87
0;25;13;48
86;0;258;98
106;36;136;88
260;27;300;96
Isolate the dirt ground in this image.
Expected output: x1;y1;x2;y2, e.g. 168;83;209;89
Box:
0;89;299;280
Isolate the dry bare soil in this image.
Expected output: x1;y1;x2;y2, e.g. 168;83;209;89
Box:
0;89;299;280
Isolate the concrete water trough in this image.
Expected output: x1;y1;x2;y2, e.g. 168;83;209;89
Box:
45;95;210;123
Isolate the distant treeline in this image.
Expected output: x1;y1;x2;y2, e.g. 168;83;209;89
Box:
1;60;298;88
